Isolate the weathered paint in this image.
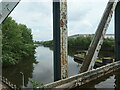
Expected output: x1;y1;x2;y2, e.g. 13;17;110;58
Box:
115;1;120;61
60;0;68;80
0;0;20;24
53;0;68;81
45;61;120;88
80;0;119;73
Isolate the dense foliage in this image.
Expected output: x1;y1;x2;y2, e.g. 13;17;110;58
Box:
68;36;114;51
102;38;114;51
68;36;92;50
37;35;115;51
2;17;36;66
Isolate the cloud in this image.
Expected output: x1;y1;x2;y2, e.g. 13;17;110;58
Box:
32;29;53;41
10;1;53;41
10;2;52;27
68;0;114;36
8;0;113;41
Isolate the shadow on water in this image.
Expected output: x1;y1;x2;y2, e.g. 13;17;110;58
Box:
2;57;37;88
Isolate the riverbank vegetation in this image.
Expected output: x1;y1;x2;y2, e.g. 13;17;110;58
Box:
36;35;115;52
2;17;36;67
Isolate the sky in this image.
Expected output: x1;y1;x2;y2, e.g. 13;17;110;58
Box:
8;0;114;41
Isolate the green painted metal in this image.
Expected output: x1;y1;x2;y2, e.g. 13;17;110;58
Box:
115;1;120;61
53;1;61;81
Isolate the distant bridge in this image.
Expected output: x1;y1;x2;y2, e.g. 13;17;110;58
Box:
69;34;114;39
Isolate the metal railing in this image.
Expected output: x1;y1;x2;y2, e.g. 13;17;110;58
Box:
44;61;120;88
1;76;17;90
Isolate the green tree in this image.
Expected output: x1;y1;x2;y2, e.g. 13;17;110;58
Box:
2;17;35;66
39;35;114;52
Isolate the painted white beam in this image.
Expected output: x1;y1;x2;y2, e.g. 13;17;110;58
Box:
80;0;119;72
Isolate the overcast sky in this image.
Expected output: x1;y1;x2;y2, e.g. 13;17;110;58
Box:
9;0;114;41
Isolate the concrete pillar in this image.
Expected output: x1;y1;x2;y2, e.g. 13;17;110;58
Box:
53;0;68;81
115;1;120;61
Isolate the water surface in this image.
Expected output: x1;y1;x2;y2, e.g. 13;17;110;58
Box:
2;46;120;88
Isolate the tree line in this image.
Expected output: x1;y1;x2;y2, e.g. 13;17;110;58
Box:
36;35;115;51
2;17;36;67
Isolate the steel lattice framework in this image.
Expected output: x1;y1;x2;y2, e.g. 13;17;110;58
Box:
0;0;120;82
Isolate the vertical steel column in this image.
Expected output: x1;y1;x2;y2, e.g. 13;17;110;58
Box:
53;0;68;81
115;1;120;61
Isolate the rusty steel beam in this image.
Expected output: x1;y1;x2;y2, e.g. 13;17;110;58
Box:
115;1;120;61
53;0;68;81
80;0;119;73
45;61;120;88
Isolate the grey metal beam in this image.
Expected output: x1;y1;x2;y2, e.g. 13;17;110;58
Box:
115;1;120;61
0;0;20;24
45;61;120;88
80;0;119;73
53;0;68;81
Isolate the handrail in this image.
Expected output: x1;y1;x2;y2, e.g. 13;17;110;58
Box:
1;76;17;90
44;61;120;88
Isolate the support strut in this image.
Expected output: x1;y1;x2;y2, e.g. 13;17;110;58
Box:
53;0;68;81
115;1;120;61
80;0;119;73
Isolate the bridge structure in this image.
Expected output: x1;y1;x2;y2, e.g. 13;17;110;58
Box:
0;76;17;90
0;0;120;89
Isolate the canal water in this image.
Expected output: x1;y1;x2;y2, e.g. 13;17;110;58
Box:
2;46;120;88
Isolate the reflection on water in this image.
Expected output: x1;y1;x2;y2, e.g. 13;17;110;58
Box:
2;46;120;88
2;57;36;87
2;46;80;88
95;69;120;89
68;47;114;58
27;46;54;87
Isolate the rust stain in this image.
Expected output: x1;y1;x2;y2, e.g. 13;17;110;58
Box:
60;20;64;27
60;0;68;79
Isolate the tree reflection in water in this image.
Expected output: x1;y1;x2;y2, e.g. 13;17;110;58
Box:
2;46;117;88
2;57;37;88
